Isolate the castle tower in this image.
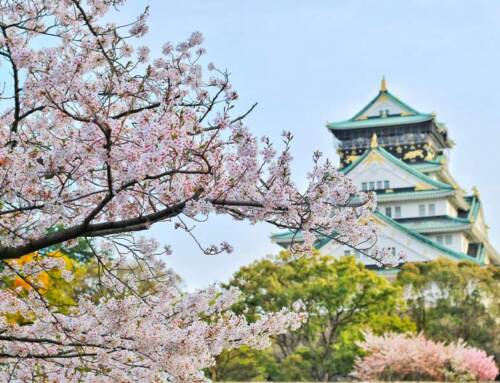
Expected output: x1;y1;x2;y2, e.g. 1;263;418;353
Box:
328;77;452;168
272;79;499;270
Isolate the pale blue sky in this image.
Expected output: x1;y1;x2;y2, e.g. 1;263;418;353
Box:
8;1;500;289
117;0;500;288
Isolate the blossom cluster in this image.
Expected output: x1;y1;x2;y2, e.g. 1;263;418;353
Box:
0;254;305;382
0;0;376;260
354;332;499;381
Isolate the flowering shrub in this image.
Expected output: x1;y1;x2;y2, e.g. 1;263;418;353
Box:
354;332;499;381
451;343;500;381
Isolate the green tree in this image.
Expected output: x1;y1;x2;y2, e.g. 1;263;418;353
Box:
213;252;414;381
397;259;500;363
208;346;274;382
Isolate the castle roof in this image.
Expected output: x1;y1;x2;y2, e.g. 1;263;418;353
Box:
270;135;497;265
327;78;437;131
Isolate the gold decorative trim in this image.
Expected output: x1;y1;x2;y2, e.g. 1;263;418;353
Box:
380;76;387;92
345;154;360;164
472;186;480;197
403;149;424;161
365;151;384;164
415;182;433;191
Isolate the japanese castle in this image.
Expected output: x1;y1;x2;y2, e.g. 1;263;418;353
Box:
273;78;500;269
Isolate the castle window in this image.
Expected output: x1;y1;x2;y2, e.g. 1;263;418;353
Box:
419;204;426;217
395;206;402;218
428;203;436;216
365;180;391;191
436;235;443;244
445;234;453;245
385;207;392;217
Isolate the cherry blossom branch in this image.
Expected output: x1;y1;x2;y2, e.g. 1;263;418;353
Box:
0;1;380;379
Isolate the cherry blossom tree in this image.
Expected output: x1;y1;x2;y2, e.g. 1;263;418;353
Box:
0;0;379;380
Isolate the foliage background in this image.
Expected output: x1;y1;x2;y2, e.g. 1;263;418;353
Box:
212;252;414;381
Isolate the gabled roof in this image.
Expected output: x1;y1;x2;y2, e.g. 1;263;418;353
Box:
327;78;434;130
339;141;454;191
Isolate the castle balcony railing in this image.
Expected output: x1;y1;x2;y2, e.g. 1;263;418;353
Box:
338;133;428;150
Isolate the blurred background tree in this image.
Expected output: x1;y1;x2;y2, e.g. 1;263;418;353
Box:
397;259;500;364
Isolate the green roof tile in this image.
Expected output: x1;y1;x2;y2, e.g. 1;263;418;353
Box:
327;88;433;130
395;215;471;233
408;160;443;173
465;195;481;222
327;114;433;130
373;211;481;264
375;189;455;202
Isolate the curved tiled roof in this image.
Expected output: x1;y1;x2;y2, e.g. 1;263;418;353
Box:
395;215;471;234
368;211;481;264
339;144;454;191
327;87;434;130
270;210;481;264
327;114;433;130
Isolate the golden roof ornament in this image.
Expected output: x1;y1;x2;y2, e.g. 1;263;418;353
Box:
370;133;378;148
472;186;480;197
380;76;387;92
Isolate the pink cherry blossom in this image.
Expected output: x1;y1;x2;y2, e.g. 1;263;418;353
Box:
355;332;499;381
0;0;379;270
0;0;380;380
0;254;305;381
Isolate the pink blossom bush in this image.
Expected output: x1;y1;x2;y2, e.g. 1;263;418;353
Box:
354;332;449;381
451;342;500;381
355;332;499;381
